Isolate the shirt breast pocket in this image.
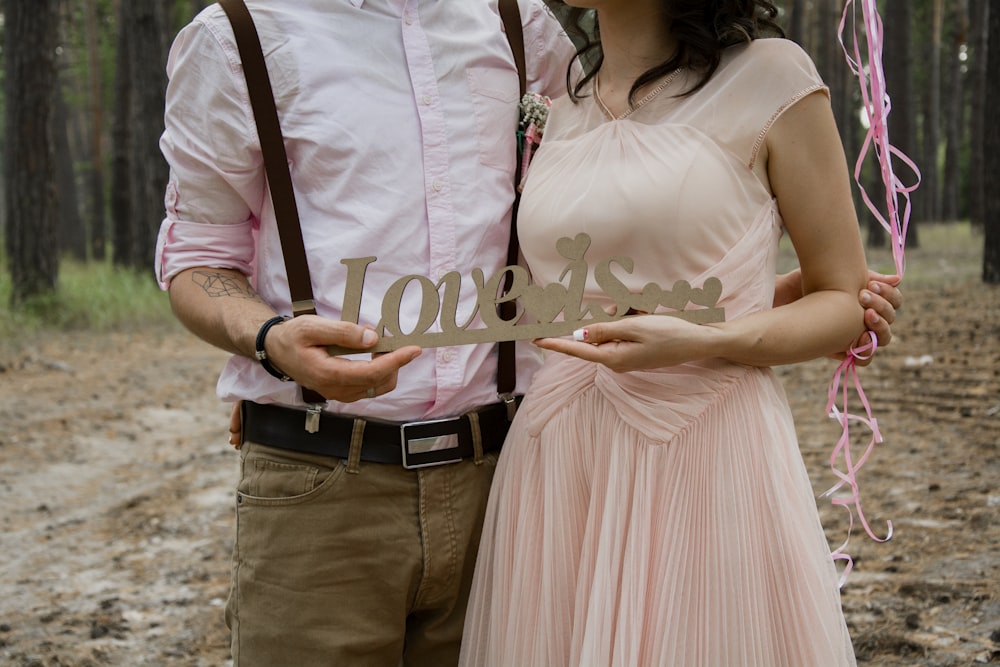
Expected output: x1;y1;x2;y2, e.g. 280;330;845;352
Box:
466;66;519;171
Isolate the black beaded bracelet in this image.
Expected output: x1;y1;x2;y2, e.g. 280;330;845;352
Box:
255;315;292;381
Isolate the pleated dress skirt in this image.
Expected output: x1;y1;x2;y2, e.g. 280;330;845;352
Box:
459;354;856;667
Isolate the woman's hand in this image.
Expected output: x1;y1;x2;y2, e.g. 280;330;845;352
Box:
533;314;713;372
537;265;904;374
856;272;902;351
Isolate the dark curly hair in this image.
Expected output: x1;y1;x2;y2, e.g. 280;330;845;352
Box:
553;1;785;105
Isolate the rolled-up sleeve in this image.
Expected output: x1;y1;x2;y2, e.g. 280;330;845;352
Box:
155;16;264;289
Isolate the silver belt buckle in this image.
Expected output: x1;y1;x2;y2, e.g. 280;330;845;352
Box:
400;418;464;470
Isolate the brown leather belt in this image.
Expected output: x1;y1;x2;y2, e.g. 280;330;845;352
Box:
241;399;520;469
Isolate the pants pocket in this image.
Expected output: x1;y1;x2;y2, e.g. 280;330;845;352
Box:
237;442;345;505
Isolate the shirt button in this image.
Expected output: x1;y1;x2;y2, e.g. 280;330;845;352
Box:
421;94;432;106
432;180;443;192
404;13;413;25
442;350;455;362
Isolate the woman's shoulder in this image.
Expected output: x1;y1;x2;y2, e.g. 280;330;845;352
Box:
719;38;824;88
739;37;814;61
690;39;828;168
725;38;816;67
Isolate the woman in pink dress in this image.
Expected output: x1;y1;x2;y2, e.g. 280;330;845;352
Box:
461;1;874;665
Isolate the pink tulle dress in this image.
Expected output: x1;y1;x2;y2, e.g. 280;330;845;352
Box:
460;39;857;667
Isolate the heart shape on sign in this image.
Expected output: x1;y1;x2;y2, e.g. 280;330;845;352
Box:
555;233;592;261
689;277;723;307
521;282;569;324
630;283;664;314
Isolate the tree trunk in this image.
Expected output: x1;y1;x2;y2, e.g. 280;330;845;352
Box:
788;0;807;46
110;0;132;268
920;0;944;223
876;0;918;248
817;0;844;121
942;0;968;222
85;0;107;261
984;0;1000;283
3;0;62;304
127;0;170;271
54;81;86;261
968;0;988;228
55;0;86;261
161;0;180;52
110;0;171;271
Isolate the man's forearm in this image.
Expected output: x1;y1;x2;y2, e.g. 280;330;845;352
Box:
167;267;277;358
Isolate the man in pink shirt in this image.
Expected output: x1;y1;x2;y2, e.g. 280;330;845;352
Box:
156;2;900;665
158;3;575;664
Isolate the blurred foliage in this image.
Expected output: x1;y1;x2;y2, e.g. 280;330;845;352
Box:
0;257;178;351
778;221;983;288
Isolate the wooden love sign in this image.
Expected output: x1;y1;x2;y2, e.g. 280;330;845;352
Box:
327;233;725;355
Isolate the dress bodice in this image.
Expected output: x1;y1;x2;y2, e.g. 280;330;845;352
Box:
519;39;828;323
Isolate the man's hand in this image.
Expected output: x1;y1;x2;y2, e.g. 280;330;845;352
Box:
228;319;422;448
263;315;422;403
229;402;242;449
168;267;422;403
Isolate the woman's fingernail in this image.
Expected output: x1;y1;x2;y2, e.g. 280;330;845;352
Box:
573;328;588;342
362;329;378;346
861;291;872;305
870;282;881;295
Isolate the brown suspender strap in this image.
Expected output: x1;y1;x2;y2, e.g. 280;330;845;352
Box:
218;0;314;318
499;0;527;98
218;0;326;406
497;0;526;402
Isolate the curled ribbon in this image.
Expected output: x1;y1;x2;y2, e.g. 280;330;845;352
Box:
839;0;920;277
823;334;893;587
825;0;919;585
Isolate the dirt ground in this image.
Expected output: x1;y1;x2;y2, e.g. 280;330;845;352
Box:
1;254;998;665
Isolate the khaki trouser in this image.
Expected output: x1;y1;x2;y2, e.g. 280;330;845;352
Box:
226;439;498;667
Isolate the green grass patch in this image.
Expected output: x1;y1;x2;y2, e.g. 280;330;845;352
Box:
0;259;179;347
779;221;983;288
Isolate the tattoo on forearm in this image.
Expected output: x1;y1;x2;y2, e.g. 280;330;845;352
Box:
192;270;261;300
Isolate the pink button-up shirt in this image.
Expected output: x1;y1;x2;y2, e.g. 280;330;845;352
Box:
156;0;574;421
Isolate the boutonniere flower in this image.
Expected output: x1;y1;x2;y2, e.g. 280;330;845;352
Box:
517;92;552;191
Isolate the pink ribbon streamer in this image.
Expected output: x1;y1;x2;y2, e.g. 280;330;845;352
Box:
824;0;920;585
823;335;892;587
839;0;920;276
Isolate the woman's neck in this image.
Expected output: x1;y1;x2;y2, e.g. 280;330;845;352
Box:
594;6;676;116
596;6;676;88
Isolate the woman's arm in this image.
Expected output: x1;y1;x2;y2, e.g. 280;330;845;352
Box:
717;88;869;364
535;91;869;370
776;268;901;354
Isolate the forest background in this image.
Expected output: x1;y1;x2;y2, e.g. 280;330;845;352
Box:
1;0;1000;304
0;2;999;666
1;0;1000;299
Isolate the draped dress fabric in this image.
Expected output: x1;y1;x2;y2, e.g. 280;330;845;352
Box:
460;40;857;667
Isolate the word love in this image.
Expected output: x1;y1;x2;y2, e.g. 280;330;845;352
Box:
327;233;725;355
